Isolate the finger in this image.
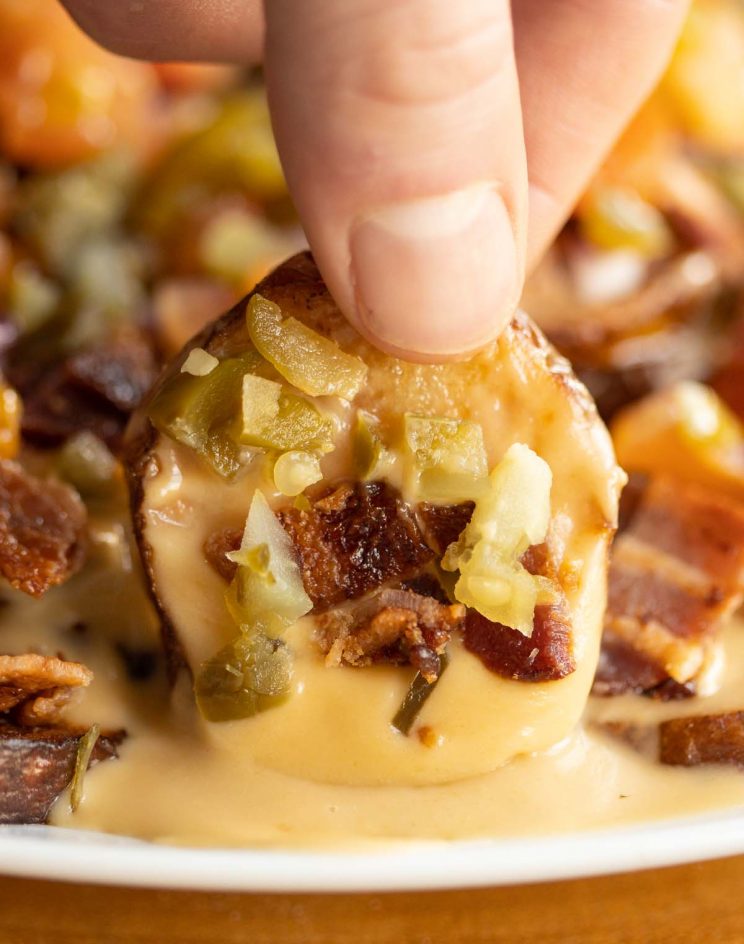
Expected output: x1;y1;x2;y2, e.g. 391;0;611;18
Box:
58;0;264;62
513;0;690;265
264;0;528;360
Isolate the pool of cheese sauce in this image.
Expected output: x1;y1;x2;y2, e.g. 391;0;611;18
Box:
1;492;743;848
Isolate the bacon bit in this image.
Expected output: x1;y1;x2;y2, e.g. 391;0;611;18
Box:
0;722;122;825
659;712;744;769
279;482;434;610
66;333;158;414
417;725;440;748
15;330;159;452
595;476;744;696
0;654;92;725
315;589;464;682
417;501;474;555
464;603;575;682
460;538;575;682
203;526;242;583
0;460;86;597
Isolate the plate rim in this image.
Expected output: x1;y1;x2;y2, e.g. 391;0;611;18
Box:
2;808;744;892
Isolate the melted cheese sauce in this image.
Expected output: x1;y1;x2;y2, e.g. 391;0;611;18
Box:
1;495;742;847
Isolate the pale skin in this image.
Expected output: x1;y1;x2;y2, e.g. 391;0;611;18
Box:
59;0;690;361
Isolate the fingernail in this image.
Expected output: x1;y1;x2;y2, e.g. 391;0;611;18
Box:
350;185;520;357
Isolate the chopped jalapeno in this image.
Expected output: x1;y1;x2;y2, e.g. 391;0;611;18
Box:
353;410;391;481
57;430;117;496
392;652;449;736
246;294;367;399
195;633;293;722
403;414;488;502
240;374;334;452
148;349;261;478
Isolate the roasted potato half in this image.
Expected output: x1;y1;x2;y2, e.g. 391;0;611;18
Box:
126;252;622;786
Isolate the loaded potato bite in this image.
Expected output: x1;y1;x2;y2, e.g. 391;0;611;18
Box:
127;252;622;786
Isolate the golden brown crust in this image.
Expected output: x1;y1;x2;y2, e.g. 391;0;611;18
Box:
0;653;92;724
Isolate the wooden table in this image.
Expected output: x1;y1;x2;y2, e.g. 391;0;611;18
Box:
2;855;744;943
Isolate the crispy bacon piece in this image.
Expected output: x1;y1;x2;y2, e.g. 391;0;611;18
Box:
278;482;434;610
464;604;575;682
16;330;159;452
0;722;122;825
0;653;92;725
316;588;464;682
594;476;744;697
659;712;744;769
0;459;86;597
462;543;576;682
203;526;241;583
417;502;474;555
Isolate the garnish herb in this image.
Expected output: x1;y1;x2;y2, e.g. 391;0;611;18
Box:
69;723;101;812
392;652;450;736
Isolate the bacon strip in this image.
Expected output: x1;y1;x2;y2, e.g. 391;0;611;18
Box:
462;542;575;682
278;482;434;610
16;330;159;452
0;722;122;824
0;459;87;597
594;476;744;697
659;712;744;769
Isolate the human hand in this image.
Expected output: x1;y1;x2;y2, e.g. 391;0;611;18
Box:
59;0;689;359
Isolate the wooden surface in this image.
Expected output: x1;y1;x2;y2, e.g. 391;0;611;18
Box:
3;854;744;943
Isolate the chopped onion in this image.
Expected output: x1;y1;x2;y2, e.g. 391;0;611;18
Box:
181;347;219;376
442;443;554;636
226;490;312;635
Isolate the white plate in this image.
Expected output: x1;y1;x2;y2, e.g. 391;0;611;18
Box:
2;811;744;892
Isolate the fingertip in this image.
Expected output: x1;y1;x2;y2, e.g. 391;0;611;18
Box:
347;185;522;359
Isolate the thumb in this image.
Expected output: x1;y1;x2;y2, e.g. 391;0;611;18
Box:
264;0;527;360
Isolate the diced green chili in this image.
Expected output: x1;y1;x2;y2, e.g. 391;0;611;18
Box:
148;349;261;478
240;374;334;453
69;723;101;812
246;294;367;399
391;651;450;736
195;633;293;722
